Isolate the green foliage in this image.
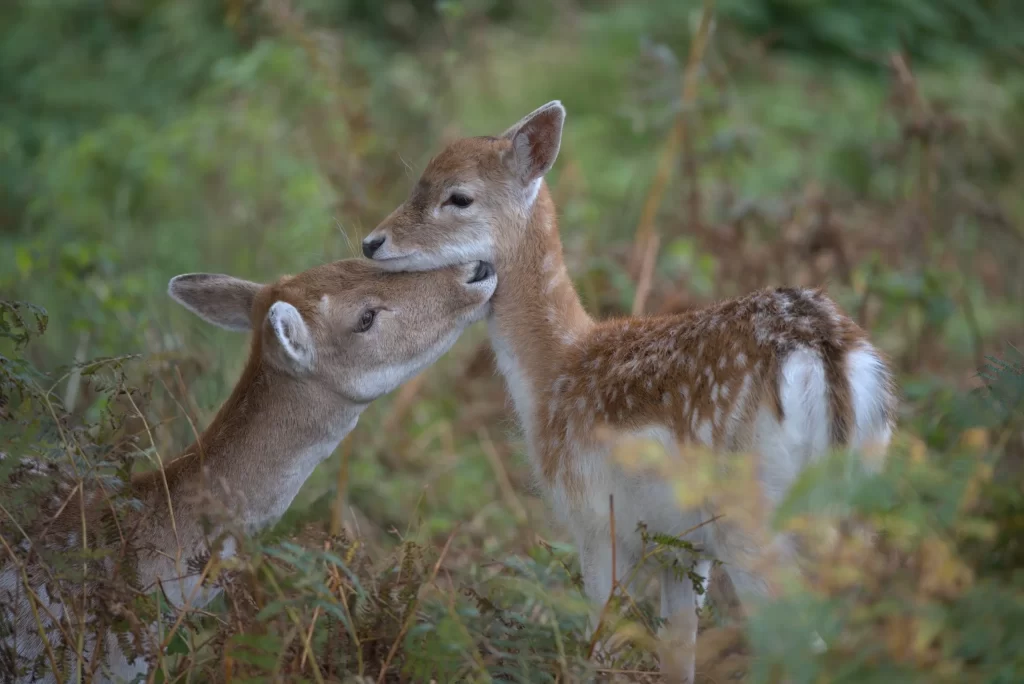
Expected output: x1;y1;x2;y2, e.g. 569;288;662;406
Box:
0;301;49;422
1;302;163;683
719;0;1024;68
2;0;1024;681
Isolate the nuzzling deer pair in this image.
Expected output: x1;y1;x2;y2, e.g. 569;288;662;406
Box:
4;102;895;684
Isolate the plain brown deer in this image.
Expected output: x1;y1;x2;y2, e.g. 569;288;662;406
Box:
2;258;496;683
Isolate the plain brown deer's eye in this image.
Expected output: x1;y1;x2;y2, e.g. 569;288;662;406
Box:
356;309;377;333
446;193;473;208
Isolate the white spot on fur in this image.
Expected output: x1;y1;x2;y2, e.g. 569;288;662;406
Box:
525;177;543;209
723;374;754;437
546;273;563;294
697;419;713;445
542;253;556;273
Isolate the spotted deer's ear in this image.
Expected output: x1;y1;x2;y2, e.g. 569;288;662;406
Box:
168;273;261;331
501;100;565;185
263;301;315;372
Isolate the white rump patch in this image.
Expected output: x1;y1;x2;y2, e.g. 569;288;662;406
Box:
846;344;894;465
696;419;713;445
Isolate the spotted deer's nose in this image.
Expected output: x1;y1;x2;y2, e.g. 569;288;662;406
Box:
362;236;385;258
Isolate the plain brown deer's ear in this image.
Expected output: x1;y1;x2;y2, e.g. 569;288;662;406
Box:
501;100;565;184
168;273;262;331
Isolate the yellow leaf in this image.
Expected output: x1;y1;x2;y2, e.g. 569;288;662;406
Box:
959;428;989;452
909;437;928;464
913;614;945;655
852;269;867;296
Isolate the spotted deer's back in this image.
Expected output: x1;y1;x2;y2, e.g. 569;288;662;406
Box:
540;287;868;484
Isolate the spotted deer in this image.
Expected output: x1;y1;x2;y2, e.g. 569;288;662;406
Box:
1;259;496;683
362;102;898;681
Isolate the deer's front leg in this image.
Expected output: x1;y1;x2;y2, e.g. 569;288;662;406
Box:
578;532;638;658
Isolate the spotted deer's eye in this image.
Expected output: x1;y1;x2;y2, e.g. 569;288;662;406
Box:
356;309;377;333
445;193;473;208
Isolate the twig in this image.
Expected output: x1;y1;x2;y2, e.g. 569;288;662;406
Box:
330;434;354;536
630;0;716;280
327;556;364;676
958;271;986;373
856;262;876;329
260;565;327;684
586;494;618;659
610;494;617;589
147;555;222;684
376;524;460;684
632;231;661;316
63;331;90;413
596;667;665;677
299;605;322;670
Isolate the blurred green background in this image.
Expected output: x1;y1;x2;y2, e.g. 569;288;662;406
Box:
3;0;1024;681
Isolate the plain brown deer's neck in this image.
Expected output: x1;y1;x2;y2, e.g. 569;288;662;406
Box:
489;183;592;432
135;345;359;535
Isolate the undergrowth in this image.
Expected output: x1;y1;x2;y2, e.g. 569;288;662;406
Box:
2;0;1024;682
3;299;1023;682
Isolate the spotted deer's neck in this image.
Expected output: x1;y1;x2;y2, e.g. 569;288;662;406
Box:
488;183;593;443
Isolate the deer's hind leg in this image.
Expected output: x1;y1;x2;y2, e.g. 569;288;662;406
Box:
657;557;712;684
